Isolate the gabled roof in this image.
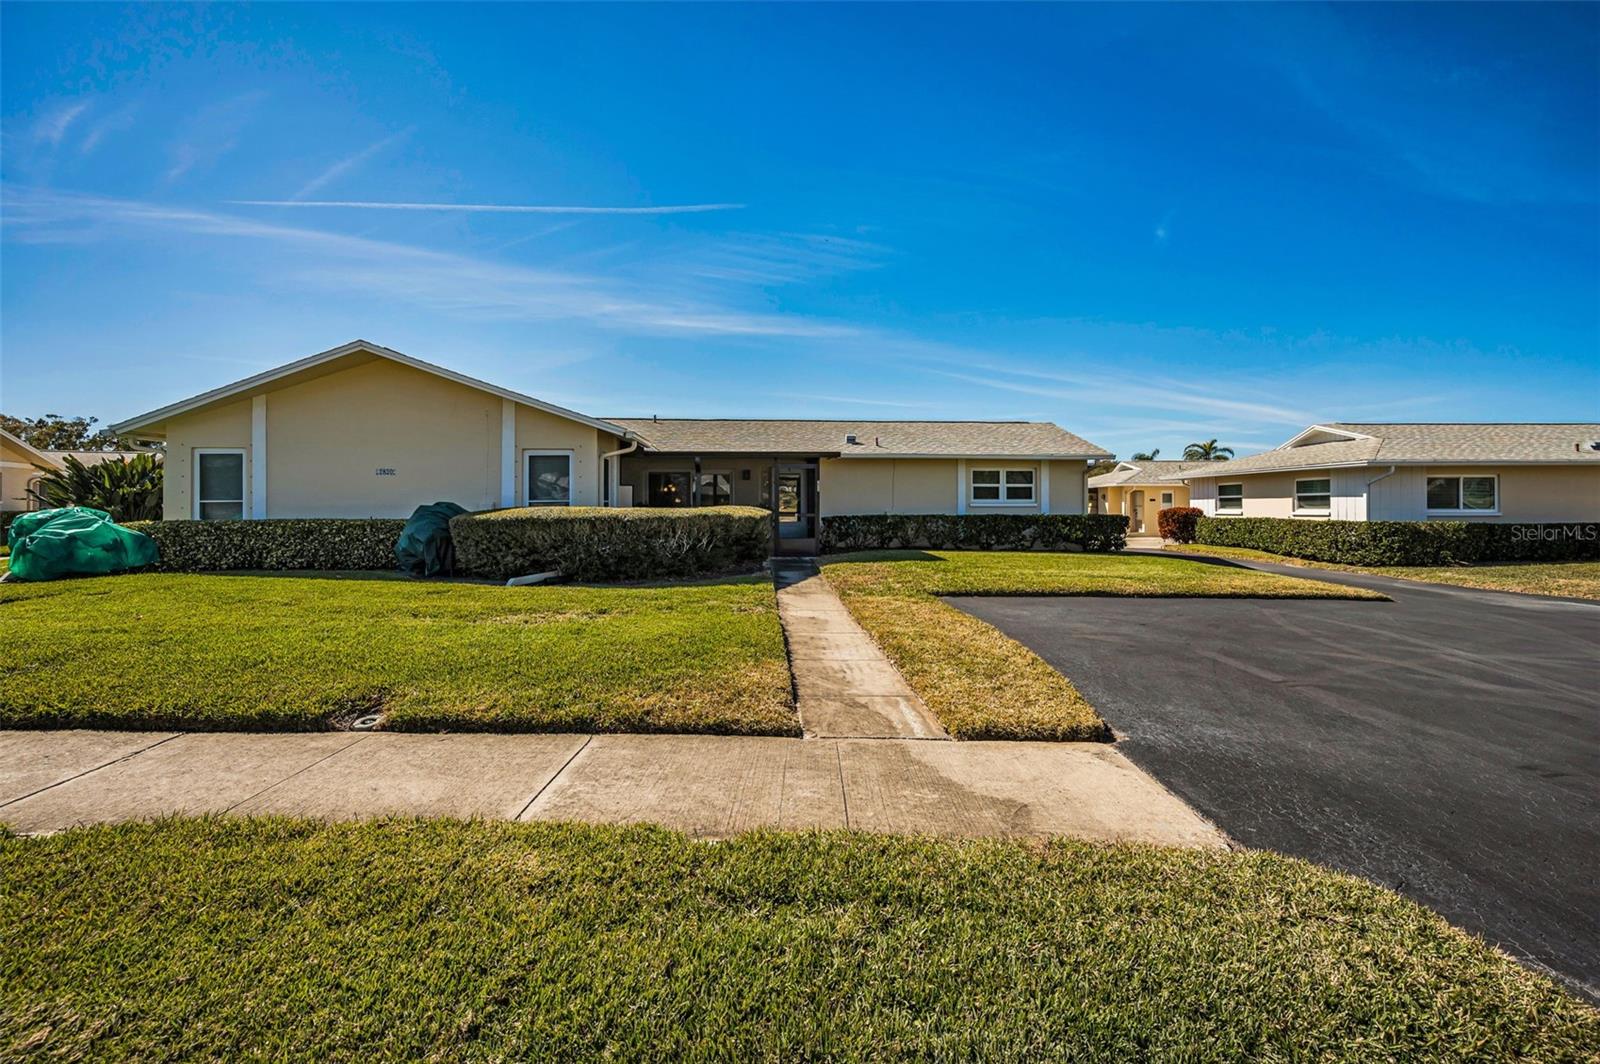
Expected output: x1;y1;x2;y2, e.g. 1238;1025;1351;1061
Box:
1088;459;1214;487
111;340;627;438
605;418;1112;459
0;428;58;468
1181;423;1600;478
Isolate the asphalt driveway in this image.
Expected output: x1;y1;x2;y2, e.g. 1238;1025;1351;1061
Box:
950;560;1600;999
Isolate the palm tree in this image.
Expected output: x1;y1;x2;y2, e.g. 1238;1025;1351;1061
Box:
1131;449;1160;461
28;453;164;522
1183;439;1235;461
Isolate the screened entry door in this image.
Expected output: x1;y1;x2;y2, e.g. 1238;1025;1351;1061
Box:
774;463;818;548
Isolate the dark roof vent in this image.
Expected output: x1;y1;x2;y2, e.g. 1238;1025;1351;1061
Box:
845;433;858;445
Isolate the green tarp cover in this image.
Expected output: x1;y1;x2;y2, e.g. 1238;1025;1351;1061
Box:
6;507;159;582
396;501;469;577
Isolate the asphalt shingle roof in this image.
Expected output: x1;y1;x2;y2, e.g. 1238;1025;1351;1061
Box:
1182;423;1600;477
607;419;1112;459
1088;460;1217;486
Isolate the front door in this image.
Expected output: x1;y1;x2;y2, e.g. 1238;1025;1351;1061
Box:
1128;490;1145;533
774;462;818;553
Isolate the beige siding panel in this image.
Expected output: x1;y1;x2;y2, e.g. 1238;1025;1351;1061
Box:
1046;460;1092;515
819;459;896;515
1372;465;1600;522
514;405;604;507
165;398;252;519
886;459;960;512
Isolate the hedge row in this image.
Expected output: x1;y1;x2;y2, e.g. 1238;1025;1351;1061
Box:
1194;516;1600;566
124;519;406;572
818;513;1127;554
451;505;772;582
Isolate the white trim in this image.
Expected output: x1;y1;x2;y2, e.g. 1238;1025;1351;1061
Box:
1160;491;1174;507
500;399;517;509
838;451;1105;461
522;448;574;507
250;395;267;520
1040;462;1050;514
955;459;966;515
193;448;247;521
1280;424;1375;449
969;466;1037;506
1424;473;1500;516
1215;482;1244;515
111;339;631;439
0;429;59;469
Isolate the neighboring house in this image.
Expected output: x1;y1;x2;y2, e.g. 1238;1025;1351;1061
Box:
1086;460;1209;534
110;340;1112;553
0;430;159;516
0;430;54;515
1182;423;1600;522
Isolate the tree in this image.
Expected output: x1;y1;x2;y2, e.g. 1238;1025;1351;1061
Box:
1183;439;1235;461
27;453;163;522
0;413;122;452
1131;449;1160;461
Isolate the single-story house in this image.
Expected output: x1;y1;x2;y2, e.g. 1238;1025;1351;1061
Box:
1086;460;1210;534
1181;423;1600;522
110;340;1112;553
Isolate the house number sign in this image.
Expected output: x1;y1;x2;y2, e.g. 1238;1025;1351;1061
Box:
375;468;397;476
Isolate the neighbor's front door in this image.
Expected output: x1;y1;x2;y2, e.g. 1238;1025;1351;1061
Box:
774;463;817;546
1128;490;1145;533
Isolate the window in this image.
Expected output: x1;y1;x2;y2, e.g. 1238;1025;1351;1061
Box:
1426;475;1497;513
1294;478;1332;513
1160;491;1174;507
194;449;245;520
648;471;691;507
525;451;571;506
1216;483;1243;514
971;468;1035;504
698;471;733;506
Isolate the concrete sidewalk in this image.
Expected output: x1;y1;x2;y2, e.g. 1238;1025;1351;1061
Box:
0;729;1226;847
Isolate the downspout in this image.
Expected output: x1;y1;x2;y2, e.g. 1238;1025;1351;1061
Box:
601;435;639;508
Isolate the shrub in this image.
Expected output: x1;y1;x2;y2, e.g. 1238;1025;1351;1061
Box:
818;513;1127;554
451;506;772;582
125;519;406;572
1158;506;1202;543
1194;516;1600;566
28;452;163;522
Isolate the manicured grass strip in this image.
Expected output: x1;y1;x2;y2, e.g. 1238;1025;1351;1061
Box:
2;819;1592;1061
1167;544;1600;601
819;550;1381;741
0;572;795;735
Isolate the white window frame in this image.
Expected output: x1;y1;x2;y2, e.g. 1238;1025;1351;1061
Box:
1425;474;1499;516
193;448;247;521
1293;477;1332;516
970;467;1036;506
1160;491;1174;507
523;449;574;507
1216;483;1244;514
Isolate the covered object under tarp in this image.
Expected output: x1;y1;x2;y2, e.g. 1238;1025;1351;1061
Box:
5;507;158;581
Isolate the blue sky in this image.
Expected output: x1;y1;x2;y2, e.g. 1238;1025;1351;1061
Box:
3;3;1596;459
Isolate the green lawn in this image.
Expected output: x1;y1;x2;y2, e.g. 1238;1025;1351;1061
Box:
0;572;795;734
1167;544;1600;601
818;550;1382;741
2;818;1591;1061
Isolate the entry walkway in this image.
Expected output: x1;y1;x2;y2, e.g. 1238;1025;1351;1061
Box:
772;559;947;739
0;729;1225;846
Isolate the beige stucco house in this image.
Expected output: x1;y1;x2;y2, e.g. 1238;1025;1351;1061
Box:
1182;423;1600;522
111;340;1112;553
0;430;150;516
1086;460;1207;534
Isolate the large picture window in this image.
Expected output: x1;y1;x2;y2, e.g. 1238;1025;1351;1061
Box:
971;468;1035;504
1426;475;1497;514
698;471;733;506
194;449;245;521
1294;478;1331;513
1216;483;1244;514
525;451;572;506
648;471;691;507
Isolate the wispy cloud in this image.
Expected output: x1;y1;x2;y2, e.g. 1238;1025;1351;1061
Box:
166;91;267;182
229;199;746;215
291;127;416;200
784;392;936;409
2;187;848;339
34;101;89;146
79;102;139;155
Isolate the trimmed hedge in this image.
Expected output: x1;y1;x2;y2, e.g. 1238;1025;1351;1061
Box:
1195;516;1600;566
1158;506;1202;544
451;506;772;582
818;513;1127;554
125;519;406;572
